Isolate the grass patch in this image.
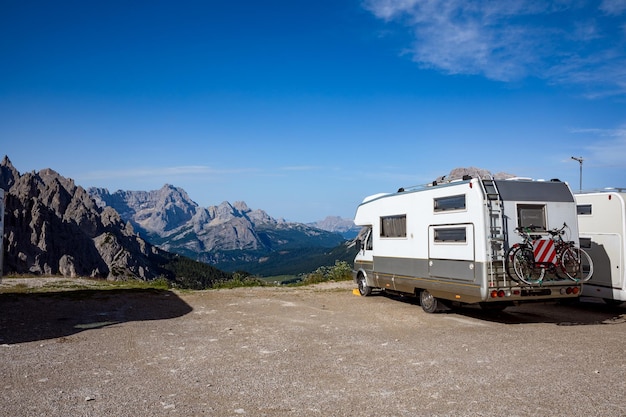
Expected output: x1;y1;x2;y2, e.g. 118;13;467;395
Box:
0;276;171;294
212;275;267;289
4;283;30;294
0;261;353;293
259;275;302;285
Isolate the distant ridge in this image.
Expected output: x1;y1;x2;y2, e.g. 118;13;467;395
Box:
308;216;361;239
89;186;348;275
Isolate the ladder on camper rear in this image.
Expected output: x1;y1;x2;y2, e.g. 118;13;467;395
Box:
482;179;506;285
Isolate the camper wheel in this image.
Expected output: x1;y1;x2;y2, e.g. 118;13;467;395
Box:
357;273;372;297
419;290;440;313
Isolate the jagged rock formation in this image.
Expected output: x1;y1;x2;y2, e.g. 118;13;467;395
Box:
88;185;197;234
0;156;175;280
88;186;346;272
89;186;273;252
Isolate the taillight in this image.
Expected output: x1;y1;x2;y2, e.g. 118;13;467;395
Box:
490;289;507;298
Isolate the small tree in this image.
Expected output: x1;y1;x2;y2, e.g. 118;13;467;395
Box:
328;260;352;281
302;260;352;284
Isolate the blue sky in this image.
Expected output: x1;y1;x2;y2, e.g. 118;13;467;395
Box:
2;0;626;223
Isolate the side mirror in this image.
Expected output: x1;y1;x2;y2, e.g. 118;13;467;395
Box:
356;239;362;251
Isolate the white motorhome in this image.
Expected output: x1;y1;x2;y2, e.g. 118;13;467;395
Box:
353;177;583;313
575;190;626;305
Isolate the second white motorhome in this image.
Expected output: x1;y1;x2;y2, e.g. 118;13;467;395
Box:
353;177;583;313
575;190;626;305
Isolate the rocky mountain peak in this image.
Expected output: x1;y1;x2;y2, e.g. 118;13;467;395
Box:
1;156;176;280
0;156;19;189
209;201;236;223
232;201;250;213
89;184;198;236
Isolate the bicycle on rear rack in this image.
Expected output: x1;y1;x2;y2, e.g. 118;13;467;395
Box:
505;223;594;285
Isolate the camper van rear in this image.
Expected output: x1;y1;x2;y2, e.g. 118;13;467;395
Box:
575;191;626;305
353;177;583;313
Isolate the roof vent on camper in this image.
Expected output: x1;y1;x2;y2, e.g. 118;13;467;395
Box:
550;178;561;182
432;175;446;186
462;175;472;180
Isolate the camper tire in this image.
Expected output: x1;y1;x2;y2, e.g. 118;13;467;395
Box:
357;273;372;297
419;290;440;313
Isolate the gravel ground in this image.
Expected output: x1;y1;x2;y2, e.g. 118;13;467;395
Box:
1;278;625;416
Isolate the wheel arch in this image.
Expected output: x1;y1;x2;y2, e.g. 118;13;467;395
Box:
355;268;375;287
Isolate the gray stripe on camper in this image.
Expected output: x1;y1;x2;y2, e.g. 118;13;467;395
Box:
374;256;484;284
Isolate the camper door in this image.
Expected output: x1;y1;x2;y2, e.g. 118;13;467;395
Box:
428;224;475;280
582;233;622;288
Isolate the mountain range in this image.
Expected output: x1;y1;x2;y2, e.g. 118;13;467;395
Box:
308;216;361;239
88;185;359;275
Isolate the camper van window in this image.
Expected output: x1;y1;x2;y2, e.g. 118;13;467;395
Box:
380;215;407;238
434;227;467;242
434;194;466;212
577;204;592;215
517;204;546;230
365;227;373;250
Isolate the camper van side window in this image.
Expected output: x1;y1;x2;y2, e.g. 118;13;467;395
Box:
434;227;466;242
517;204;546;230
434;194;466;212
380;215;407;238
577;204;592;215
365;227;373;250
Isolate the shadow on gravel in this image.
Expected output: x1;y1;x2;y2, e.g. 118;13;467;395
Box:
0;289;193;345
454;300;626;326
380;292;626;326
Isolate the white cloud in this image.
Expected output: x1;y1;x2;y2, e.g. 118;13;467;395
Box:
571;127;626;166
600;0;626;15
363;0;626;94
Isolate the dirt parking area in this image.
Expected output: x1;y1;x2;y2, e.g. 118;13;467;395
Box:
1;279;625;416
